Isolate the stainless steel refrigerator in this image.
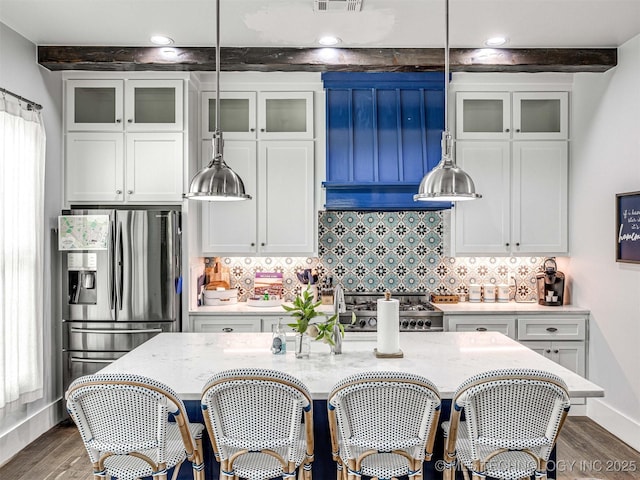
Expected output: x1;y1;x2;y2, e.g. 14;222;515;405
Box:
59;208;181;391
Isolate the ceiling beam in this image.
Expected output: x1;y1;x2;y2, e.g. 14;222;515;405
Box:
38;46;617;73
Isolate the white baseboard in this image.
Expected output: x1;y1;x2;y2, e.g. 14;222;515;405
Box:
0;400;64;467
588;398;640;452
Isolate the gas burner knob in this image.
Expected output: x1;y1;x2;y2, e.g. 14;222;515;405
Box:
417;320;424;327
358;318;368;328
401;320;410;329
409;320;417;328
425;320;432;328
368;317;377;327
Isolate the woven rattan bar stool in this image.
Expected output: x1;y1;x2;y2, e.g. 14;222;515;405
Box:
200;368;315;480
442;368;571;480
327;371;442;480
66;373;205;480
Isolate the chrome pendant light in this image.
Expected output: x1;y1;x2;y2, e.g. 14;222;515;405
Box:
414;0;481;202
186;0;251;201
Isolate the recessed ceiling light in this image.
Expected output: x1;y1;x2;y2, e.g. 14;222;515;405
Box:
150;35;174;45
318;35;341;46
485;36;508;47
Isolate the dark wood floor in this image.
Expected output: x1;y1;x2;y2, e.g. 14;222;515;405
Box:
1;416;638;479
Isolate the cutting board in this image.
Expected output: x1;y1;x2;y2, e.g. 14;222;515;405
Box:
205;258;230;290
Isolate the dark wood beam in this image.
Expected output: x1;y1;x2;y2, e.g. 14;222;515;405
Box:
38;46;617;73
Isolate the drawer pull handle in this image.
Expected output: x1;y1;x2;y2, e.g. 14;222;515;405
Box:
222;327;233;332
476;327;487;332
546;327;558;333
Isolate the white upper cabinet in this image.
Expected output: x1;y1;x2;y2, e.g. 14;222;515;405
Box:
66;80;124;131
66;79;183;131
456;91;568;140
201;140;258;254
124;79;183;131
200;139;315;256
64;75;186;205
456;92;511;140
201;91;257;140
454;140;568;256
200;90;314;141
257;91;314;139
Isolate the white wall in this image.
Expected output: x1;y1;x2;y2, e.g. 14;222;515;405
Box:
571;34;640;450
0;22;63;466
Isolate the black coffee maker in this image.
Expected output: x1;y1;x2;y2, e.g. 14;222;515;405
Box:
536;258;565;306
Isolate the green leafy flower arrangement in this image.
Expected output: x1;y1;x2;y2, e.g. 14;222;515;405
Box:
282;288;346;346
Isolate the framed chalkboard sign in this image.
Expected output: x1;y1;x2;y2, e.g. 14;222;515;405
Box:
616;191;640;263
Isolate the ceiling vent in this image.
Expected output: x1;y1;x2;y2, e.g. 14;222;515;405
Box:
314;0;363;12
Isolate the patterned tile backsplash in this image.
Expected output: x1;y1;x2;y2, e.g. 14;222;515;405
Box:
208;211;545;302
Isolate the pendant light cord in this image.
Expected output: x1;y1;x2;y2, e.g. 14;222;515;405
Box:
444;0;449;132
215;0;221;134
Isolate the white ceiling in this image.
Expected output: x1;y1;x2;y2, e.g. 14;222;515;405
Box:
1;0;640;49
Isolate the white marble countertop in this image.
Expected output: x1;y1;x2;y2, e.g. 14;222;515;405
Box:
101;332;603;401
435;301;590;315
191;302;335;315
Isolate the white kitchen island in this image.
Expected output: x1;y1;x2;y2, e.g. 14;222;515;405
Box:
101;332;603;480
101;331;603;400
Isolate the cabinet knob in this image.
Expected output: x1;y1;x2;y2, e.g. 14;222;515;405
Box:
116;189;122;194
516;242;520;247
127;119;133;123
505;243;510;247
222;327;233;332
545;349;552;353
250;128;255;132
516;129;521;132
505;128;510;132
116;119;122;123
261;242;266;247
251;242;255;247
476;327;487;332
553;349;559;354
546;327;558;333
260;128;265;132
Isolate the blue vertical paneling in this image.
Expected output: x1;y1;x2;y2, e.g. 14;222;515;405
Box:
400;89;426;182
376;89;401;182
326;89;351;182
425;88;445;173
322;72;447;210
352;89;375;182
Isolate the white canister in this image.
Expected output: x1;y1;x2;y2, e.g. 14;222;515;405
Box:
483;284;496;302
497;284;510;302
468;285;482;302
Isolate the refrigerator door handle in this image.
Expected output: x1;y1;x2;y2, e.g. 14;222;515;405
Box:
115;220;123;311
70;357;116;364
109;217;116;312
69;327;164;334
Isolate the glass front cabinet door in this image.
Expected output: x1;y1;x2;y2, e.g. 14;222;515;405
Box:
66;79;183;131
456;91;568;141
258;91;314;139
201;91;257;140
66;80;124;131
456;92;511;140
512;92;568;140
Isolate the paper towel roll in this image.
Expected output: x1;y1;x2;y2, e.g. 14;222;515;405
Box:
377;297;400;354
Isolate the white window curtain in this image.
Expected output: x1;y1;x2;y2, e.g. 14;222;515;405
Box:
0;94;46;411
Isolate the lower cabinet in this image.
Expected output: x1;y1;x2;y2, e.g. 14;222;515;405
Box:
446;315;517;339
445;312;588;405
189;314;295;333
190;316;261;333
